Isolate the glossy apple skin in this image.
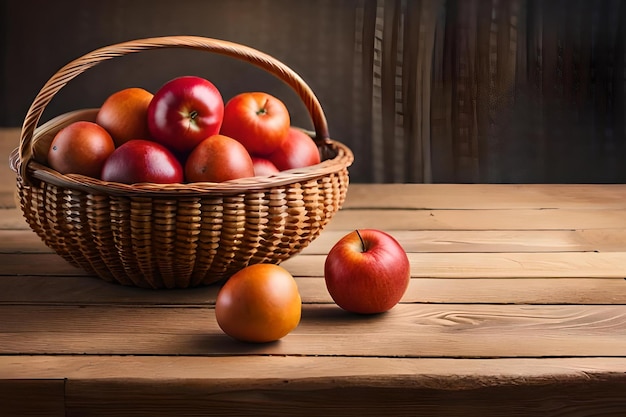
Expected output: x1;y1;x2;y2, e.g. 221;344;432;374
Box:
147;76;224;153
101;139;183;184
184;134;255;183
220;92;290;156
251;156;280;177
269;127;321;171
324;229;410;314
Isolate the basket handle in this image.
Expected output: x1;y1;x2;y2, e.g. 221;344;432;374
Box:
18;36;331;181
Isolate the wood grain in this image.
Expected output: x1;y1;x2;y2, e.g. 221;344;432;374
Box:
4;356;626;416
328;208;626;230
343;184;626;209
1;304;625;357
282;252;626;278
4;250;626;278
5;228;625;254
304;229;626;253
62;376;626;417
3;355;625;386
1;276;625;306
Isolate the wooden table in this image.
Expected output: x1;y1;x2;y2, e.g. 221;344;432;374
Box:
1;129;626;416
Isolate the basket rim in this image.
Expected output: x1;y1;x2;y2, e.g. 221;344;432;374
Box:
10;110;354;197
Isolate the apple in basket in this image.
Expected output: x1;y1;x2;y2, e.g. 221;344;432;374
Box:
96;87;154;147
147;75;224;153
251;156;280;177
184;134;255;183
220;92;290;156
324;229;410;314
47;121;116;178
268;127;321;171
101;139;184;184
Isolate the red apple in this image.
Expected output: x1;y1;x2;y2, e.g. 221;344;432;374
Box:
147;76;224;153
101;139;183;184
251;156;280;177
324;229;410;314
220;92;290;156
269;127;321;171
185;134;255;183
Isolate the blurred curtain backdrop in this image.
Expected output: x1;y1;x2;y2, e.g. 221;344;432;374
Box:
357;0;625;183
1;0;624;183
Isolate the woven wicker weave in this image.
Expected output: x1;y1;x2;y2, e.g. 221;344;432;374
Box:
10;36;353;289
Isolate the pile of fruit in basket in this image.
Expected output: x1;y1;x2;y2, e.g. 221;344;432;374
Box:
46;75;322;184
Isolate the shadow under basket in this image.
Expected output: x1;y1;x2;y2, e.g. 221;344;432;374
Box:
9;36;354;289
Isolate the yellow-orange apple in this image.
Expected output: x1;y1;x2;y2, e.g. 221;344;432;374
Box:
96;87;153;146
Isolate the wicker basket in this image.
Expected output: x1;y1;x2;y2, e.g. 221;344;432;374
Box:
9;36;353;289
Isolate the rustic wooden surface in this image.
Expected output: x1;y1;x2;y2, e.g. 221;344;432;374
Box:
2;128;626;416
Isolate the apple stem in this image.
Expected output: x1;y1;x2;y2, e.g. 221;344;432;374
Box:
356;229;366;252
257;99;269;116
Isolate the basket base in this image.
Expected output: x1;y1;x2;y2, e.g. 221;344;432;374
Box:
15;169;349;289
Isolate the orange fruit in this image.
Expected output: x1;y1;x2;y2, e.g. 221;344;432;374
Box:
96;87;153;146
215;264;301;343
47;121;115;178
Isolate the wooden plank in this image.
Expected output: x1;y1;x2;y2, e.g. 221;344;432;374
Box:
6;205;626;232
3;251;626;279
343;184;626;209
0;208;29;230
8;206;626;233
4;179;626;214
0;193;17;209
327;208;626;230
1;228;613;255
303;229;601;254
0;379;65;417
0;230;51;253
1;304;625;357
0;128;19;209
405;277;626;305
2;275;626;306
2;355;625;386
4;188;626;231
0;356;623;417
58;360;626;417
283;252;626;278
575;228;626;252
0;275;221;306
0;253;82;276
5;357;626;417
53;364;626;417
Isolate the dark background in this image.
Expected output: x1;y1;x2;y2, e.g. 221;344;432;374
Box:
1;0;625;183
